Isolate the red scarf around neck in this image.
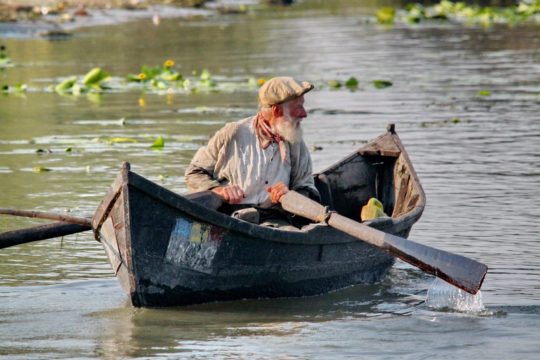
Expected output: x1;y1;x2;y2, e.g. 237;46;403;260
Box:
254;113;288;163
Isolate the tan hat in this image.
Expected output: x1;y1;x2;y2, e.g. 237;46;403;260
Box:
258;76;314;107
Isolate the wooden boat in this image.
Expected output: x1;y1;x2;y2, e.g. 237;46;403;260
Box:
92;124;425;307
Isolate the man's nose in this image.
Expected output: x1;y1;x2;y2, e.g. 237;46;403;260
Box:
298;107;307;118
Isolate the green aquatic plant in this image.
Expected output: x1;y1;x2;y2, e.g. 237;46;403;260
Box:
108;137;138;144
0;45;13;68
376;7;396;24
125;61;224;94
247;77;262;88
327;79;342;89
1;83;27;93
345;77;359;89
127;60;183;85
420;117;467;128
478;90;491;96
92;136;138;145
199;69;217;88
151;136;165;149
54;76;77;94
32;166;52;173
372;80;393;89
376;0;540;27
54;68;110;95
83;67;110;87
405;4;428;23
46;62;392;100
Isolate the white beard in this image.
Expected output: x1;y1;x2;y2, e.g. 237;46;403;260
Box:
274;114;303;144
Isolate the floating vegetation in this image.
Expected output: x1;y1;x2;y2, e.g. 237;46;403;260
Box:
246;77;265;88
54;67;110;95
151;136;165;149
127;60;183;87
91;136;168;148
30;60;392;99
36;149;53;154
327;77;364;90
32;166;52;173
478;90;491;96
0;45;12;68
345;77;359;89
1;84;27;94
327;79;342;89
376;0;540;26
376;7;396;25
420;117;465;128
372;80;393;89
106;137;138;144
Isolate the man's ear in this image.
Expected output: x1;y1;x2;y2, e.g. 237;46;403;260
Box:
272;105;283;117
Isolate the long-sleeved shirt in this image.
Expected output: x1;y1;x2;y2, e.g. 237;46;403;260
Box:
185;116;319;207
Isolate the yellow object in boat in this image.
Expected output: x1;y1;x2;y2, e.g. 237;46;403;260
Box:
360;198;387;222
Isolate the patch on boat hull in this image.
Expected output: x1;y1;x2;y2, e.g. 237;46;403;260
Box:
165;218;225;273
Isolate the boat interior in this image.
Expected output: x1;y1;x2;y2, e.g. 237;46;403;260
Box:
315;152;398;223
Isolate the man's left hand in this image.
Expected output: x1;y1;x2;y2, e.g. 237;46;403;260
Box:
267;182;289;204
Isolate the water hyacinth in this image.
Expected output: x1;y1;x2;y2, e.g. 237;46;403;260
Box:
376;0;540;26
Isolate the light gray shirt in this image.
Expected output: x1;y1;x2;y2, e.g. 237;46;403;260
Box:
185;116;318;207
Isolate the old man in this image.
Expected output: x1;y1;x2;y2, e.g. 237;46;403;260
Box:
185;76;320;228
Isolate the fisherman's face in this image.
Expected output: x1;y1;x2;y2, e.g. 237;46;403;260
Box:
273;96;307;144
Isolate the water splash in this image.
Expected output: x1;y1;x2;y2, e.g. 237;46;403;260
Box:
425;279;486;313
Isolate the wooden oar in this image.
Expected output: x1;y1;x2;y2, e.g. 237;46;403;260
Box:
280;191;488;295
0;191;219;250
0;209;93;249
0;221;92;250
0;208;92;226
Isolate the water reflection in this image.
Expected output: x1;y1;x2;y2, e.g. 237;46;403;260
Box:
93;272;423;358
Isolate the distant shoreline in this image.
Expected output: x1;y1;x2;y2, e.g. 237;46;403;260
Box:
0;1;262;38
0;1;295;38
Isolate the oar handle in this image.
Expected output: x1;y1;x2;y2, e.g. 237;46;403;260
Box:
0;208;91;227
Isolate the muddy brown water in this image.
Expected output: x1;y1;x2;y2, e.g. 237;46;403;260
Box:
1;1;539;358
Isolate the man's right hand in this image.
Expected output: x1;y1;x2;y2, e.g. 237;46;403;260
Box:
211;185;245;204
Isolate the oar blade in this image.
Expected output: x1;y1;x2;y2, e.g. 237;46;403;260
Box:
280;191;488;295
384;234;488;294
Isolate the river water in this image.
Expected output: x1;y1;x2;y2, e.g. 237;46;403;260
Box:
1;1;539;359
